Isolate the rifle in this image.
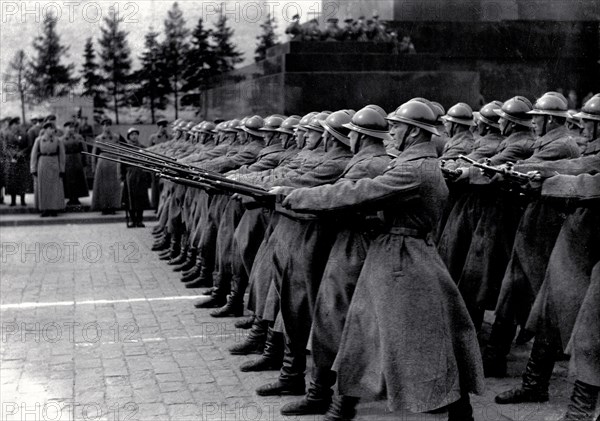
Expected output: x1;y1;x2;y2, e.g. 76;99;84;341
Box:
95;140;263;191
83;152;274;200
440;160;463;180
459;155;533;184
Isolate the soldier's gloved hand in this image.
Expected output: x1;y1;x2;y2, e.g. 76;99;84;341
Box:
269;186;293;196
456;167;470;181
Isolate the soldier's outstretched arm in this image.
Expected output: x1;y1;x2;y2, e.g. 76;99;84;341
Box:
283;160;424;212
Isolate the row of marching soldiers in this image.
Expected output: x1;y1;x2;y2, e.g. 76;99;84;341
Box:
145;91;600;421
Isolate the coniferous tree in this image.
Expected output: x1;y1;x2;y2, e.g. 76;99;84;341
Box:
5;50;30;122
181;18;216;110
161;2;189;119
81;37;106;109
28;15;77;100
254;13;278;63
98;8;132;124
132;28;170;123
211;11;243;74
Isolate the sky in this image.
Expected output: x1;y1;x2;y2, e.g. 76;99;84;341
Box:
0;1;334;84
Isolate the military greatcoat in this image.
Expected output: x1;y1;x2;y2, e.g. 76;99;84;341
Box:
284;142;484;413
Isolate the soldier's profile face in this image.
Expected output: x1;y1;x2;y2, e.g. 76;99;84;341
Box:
305;129;322;149
498;117;510;135
531;115;545;136
295;130;306;148
390;121;410;147
443;120;453;136
349;131;360;153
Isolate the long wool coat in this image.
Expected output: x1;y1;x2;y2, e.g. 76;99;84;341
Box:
61;132;89;198
447;131;535;318
284;142;391;369
91;132;122;210
495;127;584;327
30;132;66;211
284;142;485;413
4;129;30;196
526;173;600;353
568;260;600;386
270;145;353;354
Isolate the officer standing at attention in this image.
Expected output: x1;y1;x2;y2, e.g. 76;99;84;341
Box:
91;118;122;215
61;121;89;206
30;121;66;217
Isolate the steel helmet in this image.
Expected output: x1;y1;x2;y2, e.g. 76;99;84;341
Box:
305;112;332;132
277;116;302;135
200;121;217;134
183;121;197;132
343;106;390;140
387;100;440;136
294;112;319;130
175;120;188;130
127;127;140;137
441;102;475;126
259;115;285;132
191;122;204;133
527;92;569;118
320;110;355;146
494;96;533;127
364;104;387;119
242;115;265;137
430;101;445;121
478;100;504;129
224;119;241;133
574;95;600;122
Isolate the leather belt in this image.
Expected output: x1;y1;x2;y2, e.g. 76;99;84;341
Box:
389;227;429;237
40;153;58;156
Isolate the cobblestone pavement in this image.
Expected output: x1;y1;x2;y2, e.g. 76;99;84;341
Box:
0;223;573;421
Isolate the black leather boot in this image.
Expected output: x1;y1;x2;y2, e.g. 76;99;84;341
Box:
559;381;599;421
160;234;181;261
194;293;227;309
210;295;244;318
483;318;518;378
495;331;561;404
228;318;268;355
240;328;284;372
168;241;188;266
152;234;170;251
174;248;197;273
255;334;305;396
323;396;360;421
280;368;336;416
181;257;201;282
235;316;255;330
447;394;474;421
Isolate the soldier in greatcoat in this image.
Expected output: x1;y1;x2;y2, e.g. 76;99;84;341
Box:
120;128;151;227
281;99;484;421
485;92;581;381
278;107;391;417
494;94;600;405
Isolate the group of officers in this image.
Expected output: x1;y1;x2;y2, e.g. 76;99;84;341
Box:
0;113;172;221
124;91;597;421
285;13;416;52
